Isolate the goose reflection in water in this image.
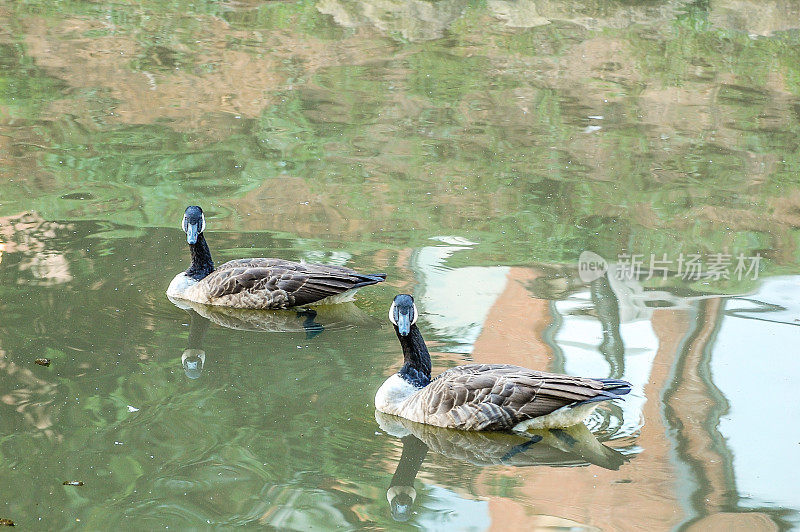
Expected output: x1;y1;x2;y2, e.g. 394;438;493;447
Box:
169;295;377;334
376;411;631;522
170;297;378;378
181;309;209;379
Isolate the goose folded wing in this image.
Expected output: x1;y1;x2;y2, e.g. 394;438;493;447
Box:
273;262;384;305
205;264;376;305
205;267;279;298
280;271;368;306
413;364;608;431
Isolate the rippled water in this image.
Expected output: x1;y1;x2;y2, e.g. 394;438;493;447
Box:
1;0;800;529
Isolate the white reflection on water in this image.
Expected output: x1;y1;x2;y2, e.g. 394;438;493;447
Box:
555;295;654;437
415;485;491;532
413;237;509;354
712;276;800;513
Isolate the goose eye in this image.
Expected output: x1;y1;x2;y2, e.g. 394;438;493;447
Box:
182;216;189;232
411;304;418;325
200;214;206;233
388;301;397;325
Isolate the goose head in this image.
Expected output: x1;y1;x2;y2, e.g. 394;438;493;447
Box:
182;205;206;244
388;294;418;336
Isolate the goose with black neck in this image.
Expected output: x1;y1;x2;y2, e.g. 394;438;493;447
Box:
167;206;386;309
375;294;632;431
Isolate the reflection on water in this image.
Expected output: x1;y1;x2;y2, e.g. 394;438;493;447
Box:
2;0;800;529
0;221;797;528
377;411;629;469
171;301;380;378
377;411;629;525
403;244;799;528
169;296;378;334
181;310;209;379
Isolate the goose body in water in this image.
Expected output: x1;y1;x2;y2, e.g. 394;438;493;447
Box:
167;206;386;309
375;294;631;431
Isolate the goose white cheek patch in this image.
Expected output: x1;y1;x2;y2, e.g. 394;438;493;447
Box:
388;301;419;326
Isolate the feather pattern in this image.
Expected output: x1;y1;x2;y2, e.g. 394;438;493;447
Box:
376;294;631;432
196;259;385;308
390;364;626;431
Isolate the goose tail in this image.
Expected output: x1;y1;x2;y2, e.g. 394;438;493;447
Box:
598;378;632;397
352;273;387;289
574;378;632;405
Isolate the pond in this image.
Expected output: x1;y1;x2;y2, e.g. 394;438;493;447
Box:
1;0;799;529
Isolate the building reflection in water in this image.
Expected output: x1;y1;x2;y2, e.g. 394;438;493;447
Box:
404;241;800;529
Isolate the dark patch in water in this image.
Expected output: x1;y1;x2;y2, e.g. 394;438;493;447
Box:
61;192;95;200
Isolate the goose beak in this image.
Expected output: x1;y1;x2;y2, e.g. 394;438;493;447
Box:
396;312;411;336
186;223;200;244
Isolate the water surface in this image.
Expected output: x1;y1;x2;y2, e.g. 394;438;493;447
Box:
1;0;799;529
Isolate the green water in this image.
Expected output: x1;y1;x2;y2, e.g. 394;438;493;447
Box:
1;0;799;529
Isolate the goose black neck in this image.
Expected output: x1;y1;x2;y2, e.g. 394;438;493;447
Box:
186;233;214;280
395;324;431;387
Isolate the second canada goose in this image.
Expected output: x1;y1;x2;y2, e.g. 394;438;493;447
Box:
375;294;632;431
166;206;386;309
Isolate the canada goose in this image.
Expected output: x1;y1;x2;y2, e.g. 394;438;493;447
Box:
166;206;386;309
375;294;632;431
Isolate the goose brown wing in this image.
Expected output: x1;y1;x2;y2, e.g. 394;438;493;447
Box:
408;364;610;431
204;260;384;306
